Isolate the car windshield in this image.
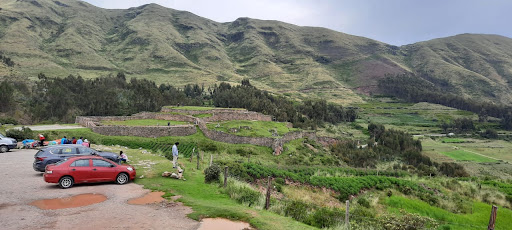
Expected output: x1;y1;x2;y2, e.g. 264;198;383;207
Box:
54;158;69;166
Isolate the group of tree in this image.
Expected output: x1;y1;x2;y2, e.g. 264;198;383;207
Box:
440;118;475;133
0;54;14;67
331;123;468;177
378;74;512;130
211;81;357;128
0;73;356;128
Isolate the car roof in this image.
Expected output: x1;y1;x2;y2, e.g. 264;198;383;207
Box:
67;155;106;160
42;144;89;149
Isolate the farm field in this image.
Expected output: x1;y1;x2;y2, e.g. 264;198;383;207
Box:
206;120;297;138
423;138;512;163
100;119;189;126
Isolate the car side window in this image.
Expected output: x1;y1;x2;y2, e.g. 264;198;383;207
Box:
70;159;90;167
78;147;95;155
60;147;78;155
92;159;113;167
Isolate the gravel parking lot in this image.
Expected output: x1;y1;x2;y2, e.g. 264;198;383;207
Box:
0;149;199;230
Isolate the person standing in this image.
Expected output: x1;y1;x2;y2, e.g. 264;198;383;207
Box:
172;142;179;168
71;137;77;144
38;134;45;147
76;137;83;145
61;136;67;145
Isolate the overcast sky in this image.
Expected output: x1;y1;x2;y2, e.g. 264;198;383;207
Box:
82;0;511;46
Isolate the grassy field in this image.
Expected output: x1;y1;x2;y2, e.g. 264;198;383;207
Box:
164;106;244;111
386;196;512;230
100;119;189;126
440;150;497;163
206;121;297;138
423;138;511;163
442;138;467;143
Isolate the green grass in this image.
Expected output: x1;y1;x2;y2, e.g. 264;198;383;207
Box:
165;106;244;111
440;150;497;163
125;146;314;230
206;120;297;138
193;113;213;118
386;196;512;230
442;138;466;143
100;119;189;126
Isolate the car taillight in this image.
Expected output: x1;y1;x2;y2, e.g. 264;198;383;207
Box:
36;157;47;161
46;170;52;174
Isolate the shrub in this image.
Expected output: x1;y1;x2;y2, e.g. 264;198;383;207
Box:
0;117;17;125
357;197;371;208
379;212;438;230
284;200;311;222
204;164;221;183
6;126;33;141
305;207;344;228
225;178;261;207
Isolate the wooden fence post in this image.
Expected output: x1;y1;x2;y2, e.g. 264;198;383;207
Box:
209;154;213;167
248;154;251;163
196;151;200;170
345;200;350;229
265;176;271;210
223;166;228;188
488;205;498;230
190;148;194;162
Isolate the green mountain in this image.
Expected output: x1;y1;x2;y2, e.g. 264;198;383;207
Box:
1;0;512;105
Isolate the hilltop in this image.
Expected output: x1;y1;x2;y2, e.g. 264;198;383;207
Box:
1;0;512;105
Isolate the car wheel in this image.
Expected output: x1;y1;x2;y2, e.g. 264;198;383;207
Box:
59;176;74;189
0;146;8;153
116;173;129;185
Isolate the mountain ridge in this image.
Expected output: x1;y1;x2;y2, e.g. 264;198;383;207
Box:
1;0;512;105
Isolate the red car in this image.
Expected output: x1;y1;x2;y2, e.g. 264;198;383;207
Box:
44;156;136;189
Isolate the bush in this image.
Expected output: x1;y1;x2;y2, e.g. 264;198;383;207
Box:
6;126;33;141
204;164;221;183
199;142;217;152
225;178;261;207
0;117;17;125
379;212;438;230
357;197;371;208
284;200;311;222
305;207;344;228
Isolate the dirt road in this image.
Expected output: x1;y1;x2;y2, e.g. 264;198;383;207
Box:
0;149;199;230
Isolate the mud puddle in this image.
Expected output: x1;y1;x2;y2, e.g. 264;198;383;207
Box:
30;193;107;210
128;191;165;205
198;218;251;230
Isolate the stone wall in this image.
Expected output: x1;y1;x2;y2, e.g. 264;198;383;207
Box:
76;110;338;148
204;111;272;122
91;125;196;138
161;108;248;115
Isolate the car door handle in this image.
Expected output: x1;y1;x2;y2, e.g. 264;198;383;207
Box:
72;169;76;171
92;168;97;171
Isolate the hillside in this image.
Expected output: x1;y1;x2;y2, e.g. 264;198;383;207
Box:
1;0;512;105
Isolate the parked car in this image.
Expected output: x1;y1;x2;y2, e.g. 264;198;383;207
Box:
33;145;119;172
44;155;136;189
0;133;17;153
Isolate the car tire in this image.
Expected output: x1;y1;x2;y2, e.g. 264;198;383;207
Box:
116;173;129;185
0;146;8;153
59;176;74;189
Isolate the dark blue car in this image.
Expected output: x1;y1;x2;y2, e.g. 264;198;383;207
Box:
33;145;119;172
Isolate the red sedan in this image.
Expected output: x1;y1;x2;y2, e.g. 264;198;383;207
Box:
44;156;136;189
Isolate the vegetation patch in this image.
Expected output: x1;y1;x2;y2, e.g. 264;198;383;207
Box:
386;196;512;230
442;138;467;143
440;150;497;163
207;120;297;138
100;119;188;126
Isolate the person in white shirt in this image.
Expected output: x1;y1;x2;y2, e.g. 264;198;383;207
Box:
172;142;179;168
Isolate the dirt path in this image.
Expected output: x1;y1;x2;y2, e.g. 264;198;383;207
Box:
0;149;199;230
